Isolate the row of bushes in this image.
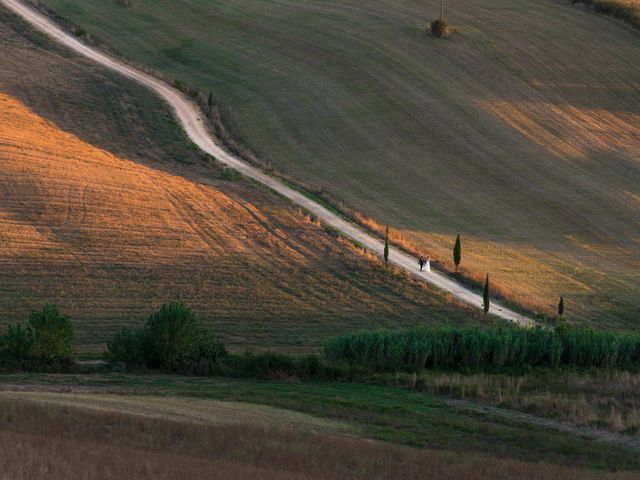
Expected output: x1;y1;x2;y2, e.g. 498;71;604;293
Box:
3;303;639;375
324;325;640;370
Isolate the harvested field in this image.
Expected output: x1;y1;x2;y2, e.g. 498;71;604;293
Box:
36;0;640;328
0;8;476;352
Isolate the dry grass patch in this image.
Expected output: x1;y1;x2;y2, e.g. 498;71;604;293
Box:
0;391;351;434
414;369;640;435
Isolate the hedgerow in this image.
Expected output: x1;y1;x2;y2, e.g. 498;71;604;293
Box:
324;325;640;371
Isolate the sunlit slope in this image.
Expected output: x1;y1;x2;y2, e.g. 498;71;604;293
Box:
38;0;640;328
0;10;474;351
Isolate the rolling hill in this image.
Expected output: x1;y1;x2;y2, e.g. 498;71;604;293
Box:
0;8;476;352
34;0;640;329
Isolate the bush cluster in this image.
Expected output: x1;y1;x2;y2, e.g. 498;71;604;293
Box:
324;325;640;371
0;304;73;370
430;19;449;38
107;302;226;372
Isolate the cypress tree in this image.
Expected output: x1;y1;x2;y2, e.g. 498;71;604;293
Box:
383;226;389;266
207;91;213;115
558;296;564;317
483;274;490;315
453;234;461;271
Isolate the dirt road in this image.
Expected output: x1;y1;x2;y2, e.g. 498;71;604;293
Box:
1;0;536;326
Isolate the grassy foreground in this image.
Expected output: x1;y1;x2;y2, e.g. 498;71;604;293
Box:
0;374;639;475
36;0;640;329
1;394;635;480
412;369;640;435
0;7;480;353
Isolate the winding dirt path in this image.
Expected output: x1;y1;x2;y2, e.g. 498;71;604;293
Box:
1;0;536;326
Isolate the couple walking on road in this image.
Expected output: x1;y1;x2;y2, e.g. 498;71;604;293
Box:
418;255;430;272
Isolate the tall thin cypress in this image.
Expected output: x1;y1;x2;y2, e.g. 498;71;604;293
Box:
383;226;389;266
483;274;490;315
207;91;213;115
453;234;461;271
558;296;564;317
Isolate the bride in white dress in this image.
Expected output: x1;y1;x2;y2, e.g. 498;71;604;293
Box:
425;256;431;272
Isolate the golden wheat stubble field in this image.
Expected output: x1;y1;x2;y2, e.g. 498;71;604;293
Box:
0;9;477;352
37;0;640;329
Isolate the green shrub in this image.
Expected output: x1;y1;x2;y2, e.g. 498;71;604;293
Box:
0;325;32;359
0;304;73;370
28;304;73;362
107;302;225;372
430;19;449;38
106;328;143;365
220;168;242;181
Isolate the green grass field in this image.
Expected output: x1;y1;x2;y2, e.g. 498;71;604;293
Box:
36;0;640;329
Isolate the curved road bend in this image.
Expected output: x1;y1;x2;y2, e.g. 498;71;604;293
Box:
2;0;536;327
